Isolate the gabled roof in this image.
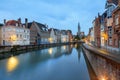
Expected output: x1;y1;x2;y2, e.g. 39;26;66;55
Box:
67;30;72;34
61;30;67;35
35;22;48;31
49;28;61;35
6;20;19;26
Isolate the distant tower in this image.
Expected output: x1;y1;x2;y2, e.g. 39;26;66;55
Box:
77;22;81;38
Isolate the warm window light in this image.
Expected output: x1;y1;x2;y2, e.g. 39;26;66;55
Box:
6;56;19;72
10;35;17;41
48;38;53;43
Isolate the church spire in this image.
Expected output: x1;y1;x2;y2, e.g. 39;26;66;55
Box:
78;22;80;33
77;22;81;37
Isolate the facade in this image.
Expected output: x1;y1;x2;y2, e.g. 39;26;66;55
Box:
112;4;120;49
0;19;30;46
54;29;61;43
28;21;49;44
49;28;57;43
61;30;69;43
87;0;120;52
49;28;72;43
94;14;101;47
89;27;94;45
67;30;73;42
100;12;107;47
105;0;117;46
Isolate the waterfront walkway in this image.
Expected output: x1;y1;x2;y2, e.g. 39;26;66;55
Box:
83;44;120;64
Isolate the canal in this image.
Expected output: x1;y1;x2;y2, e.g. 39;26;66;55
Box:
0;44;119;80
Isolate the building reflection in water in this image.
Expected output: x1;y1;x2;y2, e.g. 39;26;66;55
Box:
6;56;19;72
83;48;120;80
75;44;81;61
48;45;73;58
28;45;74;65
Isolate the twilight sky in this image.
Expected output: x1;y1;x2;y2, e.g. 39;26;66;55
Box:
0;0;106;35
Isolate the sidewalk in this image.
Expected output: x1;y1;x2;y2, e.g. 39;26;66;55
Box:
83;44;120;64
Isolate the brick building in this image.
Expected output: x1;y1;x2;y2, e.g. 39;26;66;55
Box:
112;2;120;48
94;14;101;47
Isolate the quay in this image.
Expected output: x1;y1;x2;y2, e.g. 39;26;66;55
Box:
82;44;120;64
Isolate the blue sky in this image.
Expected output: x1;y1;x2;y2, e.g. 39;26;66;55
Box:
0;0;106;35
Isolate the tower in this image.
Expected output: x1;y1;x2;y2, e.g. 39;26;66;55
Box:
77;22;81;38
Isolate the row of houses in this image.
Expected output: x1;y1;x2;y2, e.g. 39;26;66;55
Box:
87;0;120;52
0;18;73;46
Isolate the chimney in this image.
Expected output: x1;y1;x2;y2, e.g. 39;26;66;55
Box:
18;18;21;27
25;18;28;28
4;19;6;25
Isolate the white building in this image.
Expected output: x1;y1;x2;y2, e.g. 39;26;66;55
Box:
49;28;61;43
49;28;57;43
0;19;30;46
61;30;69;43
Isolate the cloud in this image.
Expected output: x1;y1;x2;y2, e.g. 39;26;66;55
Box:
0;0;106;35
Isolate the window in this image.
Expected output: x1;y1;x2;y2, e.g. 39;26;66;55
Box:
115;14;119;25
114;39;118;46
20;34;22;38
109;38;112;45
17;34;18;38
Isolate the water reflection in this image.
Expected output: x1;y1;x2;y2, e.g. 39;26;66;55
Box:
48;48;53;55
6;56;19;72
83;48;120;80
75;44;82;61
27;45;74;66
0;44;91;80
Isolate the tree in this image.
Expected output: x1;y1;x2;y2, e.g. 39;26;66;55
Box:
74;35;80;41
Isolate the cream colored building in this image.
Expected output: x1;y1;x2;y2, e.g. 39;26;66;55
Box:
0;19;30;46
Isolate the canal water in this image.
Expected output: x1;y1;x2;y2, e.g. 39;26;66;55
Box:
0;44;119;80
